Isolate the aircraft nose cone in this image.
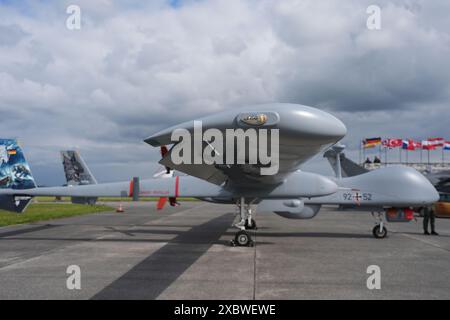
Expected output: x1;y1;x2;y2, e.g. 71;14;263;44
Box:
319;114;347;141
425;185;440;204
379;166;440;205
286;106;347;143
405;169;440;205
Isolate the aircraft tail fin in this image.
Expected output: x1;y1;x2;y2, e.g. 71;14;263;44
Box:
60;150;97;205
0;195;33;213
324;146;368;178
0;139;36;190
61;150;97;185
0;139;36;212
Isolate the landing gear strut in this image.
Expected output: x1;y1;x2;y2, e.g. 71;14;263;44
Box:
372;212;388;239
230;197;255;247
245;218;257;230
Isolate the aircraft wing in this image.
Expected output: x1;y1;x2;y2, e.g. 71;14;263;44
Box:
0;173;235;200
0;181;131;198
158;150;226;185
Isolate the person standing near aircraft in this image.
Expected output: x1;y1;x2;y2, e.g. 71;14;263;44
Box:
423;205;439;235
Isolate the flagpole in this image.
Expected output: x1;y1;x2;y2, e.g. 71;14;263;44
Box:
379;144;381;163
399;147;402;163
385;147;388;166
359;140;362;165
363;141;366;165
444;146;447;163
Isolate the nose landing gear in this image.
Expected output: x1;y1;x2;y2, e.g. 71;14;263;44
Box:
230;197;256;247
372;224;387;238
372;212;388;239
233;230;254;247
244;218;257;230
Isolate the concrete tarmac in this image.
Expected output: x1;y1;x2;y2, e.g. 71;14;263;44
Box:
0;201;449;299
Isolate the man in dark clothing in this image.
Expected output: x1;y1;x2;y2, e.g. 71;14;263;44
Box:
423;206;439;235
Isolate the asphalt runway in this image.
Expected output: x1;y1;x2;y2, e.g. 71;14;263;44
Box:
0;201;450;300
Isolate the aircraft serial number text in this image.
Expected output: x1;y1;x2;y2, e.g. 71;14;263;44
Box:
342;192;372;201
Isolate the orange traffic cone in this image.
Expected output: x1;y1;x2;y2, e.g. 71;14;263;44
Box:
116;202;124;213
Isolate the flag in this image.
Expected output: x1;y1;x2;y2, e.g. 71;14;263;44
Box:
382;139;402;148
7;149;16;155
422;140;436;150
402;139;415;151
363;137;382;148
428;137;444;147
413;140;422;149
444;141;450;151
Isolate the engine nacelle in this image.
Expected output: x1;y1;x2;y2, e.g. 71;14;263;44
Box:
258;199;321;219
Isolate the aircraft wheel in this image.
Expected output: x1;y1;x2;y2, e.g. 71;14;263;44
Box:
372;225;387;239
244;219;257;230
235;230;253;247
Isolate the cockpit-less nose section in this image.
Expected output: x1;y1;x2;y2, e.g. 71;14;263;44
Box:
145;103;347;186
0;103;439;246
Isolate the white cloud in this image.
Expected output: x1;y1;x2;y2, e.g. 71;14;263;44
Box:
0;0;449;184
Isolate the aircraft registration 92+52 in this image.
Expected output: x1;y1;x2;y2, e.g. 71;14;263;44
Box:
0;103;439;245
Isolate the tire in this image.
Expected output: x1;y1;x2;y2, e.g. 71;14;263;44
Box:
372;225;387;239
235;230;251;246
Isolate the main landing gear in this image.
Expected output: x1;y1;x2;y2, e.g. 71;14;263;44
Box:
372;212;388;239
230;197;256;247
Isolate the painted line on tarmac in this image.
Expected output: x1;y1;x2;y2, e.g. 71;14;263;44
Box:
399;233;450;253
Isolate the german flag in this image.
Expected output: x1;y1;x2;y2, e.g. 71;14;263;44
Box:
363;137;382;149
7;149;17;155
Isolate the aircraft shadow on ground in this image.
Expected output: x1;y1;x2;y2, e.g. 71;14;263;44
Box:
91;213;236;299
0;224;58;238
0;225;378;242
253;232;373;239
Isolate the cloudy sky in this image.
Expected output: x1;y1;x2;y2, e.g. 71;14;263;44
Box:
1;0;450;185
